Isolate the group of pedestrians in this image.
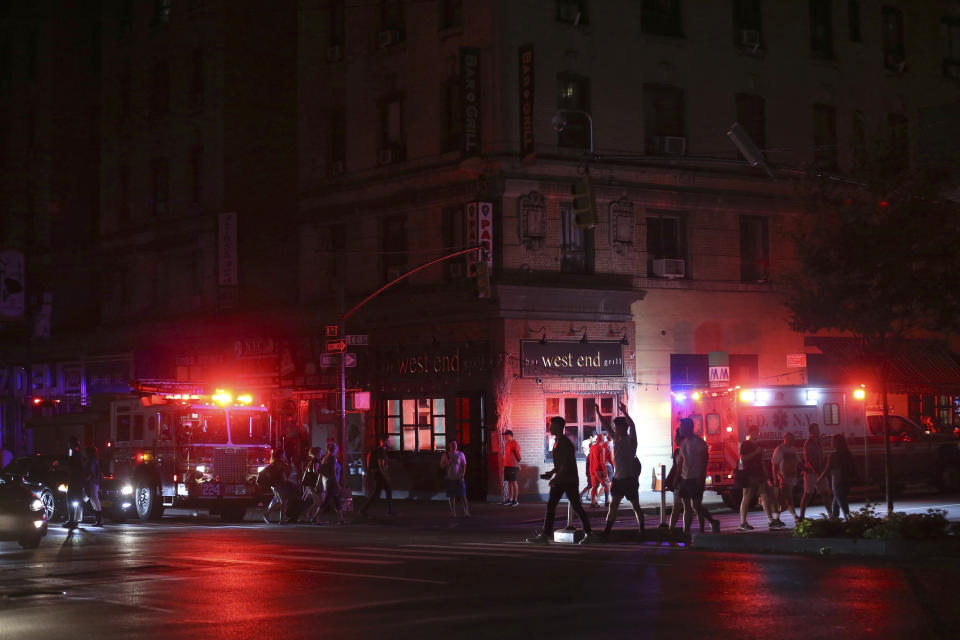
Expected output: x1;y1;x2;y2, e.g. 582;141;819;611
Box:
64;436;104;530
258;440;345;525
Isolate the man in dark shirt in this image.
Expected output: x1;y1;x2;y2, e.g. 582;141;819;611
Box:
527;417;597;545
65;436;85;529
359;438;393;517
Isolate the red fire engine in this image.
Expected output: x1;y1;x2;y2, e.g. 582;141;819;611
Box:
110;380;275;522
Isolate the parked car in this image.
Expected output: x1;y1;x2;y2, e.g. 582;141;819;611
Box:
0;472;48;548
1;455;134;523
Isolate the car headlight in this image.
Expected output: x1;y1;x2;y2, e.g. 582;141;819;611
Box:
30;498;44;511
121;484;134;495
58;484;68;493
196;465;206;473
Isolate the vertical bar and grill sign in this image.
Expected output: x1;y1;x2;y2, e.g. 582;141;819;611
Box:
518;43;535;162
218;211;238;286
461;47;481;157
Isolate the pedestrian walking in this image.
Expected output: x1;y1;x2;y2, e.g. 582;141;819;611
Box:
301;448;323;522
359;438;394;517
440;440;470;517
317;441;345;525
259;451;293;524
737;424;780;531
771;432;800;523
83;445;104;527
526;417;598;545
502;430;522;506
677;418;720;536
819;433;857;521
665;427;686;532
578;433;596;503
588;433;611;507
600;402;645;539
798;422;832;521
64;436;85;530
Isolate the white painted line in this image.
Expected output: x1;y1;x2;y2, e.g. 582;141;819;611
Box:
70;595;175;614
299;568;447;585
258;553;400;565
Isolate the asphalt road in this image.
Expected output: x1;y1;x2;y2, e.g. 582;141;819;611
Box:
1;496;959;640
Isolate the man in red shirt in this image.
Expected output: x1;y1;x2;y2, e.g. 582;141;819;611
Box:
588;433;611;507
502;430;522;506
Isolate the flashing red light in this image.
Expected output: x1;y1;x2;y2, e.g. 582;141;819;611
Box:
32;397;42;405
879;200;889;207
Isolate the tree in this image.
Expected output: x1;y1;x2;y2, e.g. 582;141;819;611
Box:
781;162;960;514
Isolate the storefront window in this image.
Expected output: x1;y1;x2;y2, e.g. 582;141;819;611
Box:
545;395;617;459
385;397;447;452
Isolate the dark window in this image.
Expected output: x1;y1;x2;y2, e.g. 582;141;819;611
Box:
190;146;203;204
887;113;909;171
153;0;171;27
440;0;463;30
670;354;708;388
813;104;837;170
442;205;467;281
378;94;406;162
330;0;346;45
735;93;766;150
442;77;462;152
561;204;594;274
190;47;203;107
0;40;9;95
319;224;345;294
119;0;133;31
642;0;683;38
733;0;763;48
646;212;685;278
810;0;834;60
643;83;685;155
119;73;131;122
151;60;169;117
944;18;960;77
380;0;406;42
381;214;407;283
116;413;131;442
119;165;130;225
852;109;867;167
26;28;37;82
729;354;759;387
133;414;144;441
739;215;769;282
556;73;591;149
330;107;346;173
848;1;862;41
557;0;588;26
190;249;203;296
151;157;169;217
882;6;905;70
91;20;101;75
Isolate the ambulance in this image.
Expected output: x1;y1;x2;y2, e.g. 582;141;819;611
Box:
671;385;960;508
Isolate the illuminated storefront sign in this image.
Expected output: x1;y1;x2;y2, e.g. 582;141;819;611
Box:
521;341;624;377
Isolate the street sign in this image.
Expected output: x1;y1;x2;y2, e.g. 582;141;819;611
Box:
326;339;347;353
320;355;339;368
344;353;357;368
325;325;339;337
346;334;368;346
709;365;730;388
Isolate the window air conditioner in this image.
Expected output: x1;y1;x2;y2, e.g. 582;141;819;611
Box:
378;29;400;48
656;136;687;156
330;159;345;175
652;258;685;279
326;45;343;62
378;148;393;165
739;29;760;47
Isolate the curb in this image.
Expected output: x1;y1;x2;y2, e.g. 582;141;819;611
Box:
691;532;960;558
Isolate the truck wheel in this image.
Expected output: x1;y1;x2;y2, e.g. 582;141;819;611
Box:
134;482;164;521
18;532;42;549
220;505;246;523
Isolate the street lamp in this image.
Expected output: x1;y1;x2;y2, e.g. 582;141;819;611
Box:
552;110;594;154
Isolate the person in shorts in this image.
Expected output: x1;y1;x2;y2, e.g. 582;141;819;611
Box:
600;402;645;539
502;430;522;506
440;440;470;517
677;418;720;536
738;424;779;530
771;432;800;524
799;422;832;521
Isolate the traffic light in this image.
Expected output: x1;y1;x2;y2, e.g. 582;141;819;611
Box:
572;172;597;228
475;250;491;298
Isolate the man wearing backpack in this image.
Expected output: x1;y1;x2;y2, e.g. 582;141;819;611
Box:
771;432;800;526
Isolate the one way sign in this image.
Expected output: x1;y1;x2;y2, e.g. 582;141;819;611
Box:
343;353;357;368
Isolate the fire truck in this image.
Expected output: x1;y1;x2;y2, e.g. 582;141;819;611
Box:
109;381;275;522
671;385;960;508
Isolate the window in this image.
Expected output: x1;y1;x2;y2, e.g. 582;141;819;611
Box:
379;94;405;162
561;204;593;274
330;0;346;46
384;398;446;452
642;0;683;38
151;60;170;117
887;113;909;171
882;6;905;70
813;104;837;170
153;0;171;27
440;0;463;30
556;73;591;149
119;73;131;122
119;0;133;32
739;215;769;282
867;415;918;437
116;412;131;442
330;107;346;173
944;18;960;77
442;205;467;280
442;77;462;152
557;0;588;26
133;414;144;441
190;249;203;296
706;413;721;435
810;0;834;60
119;165;130;225
729;354;759;387
151;157;169;217
733;0;763;49
823;403;840;426
190;146;203;204
735;93;766;151
646;212;684;261
848;1;861;42
381;214;407;283
852;109;867;167
380;0;406;43
190;47;204;108
643;83;685;155
544;396;615;459
0;40;9;95
319;224;345;294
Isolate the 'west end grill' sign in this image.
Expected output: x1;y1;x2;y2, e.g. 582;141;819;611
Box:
521;341;624;378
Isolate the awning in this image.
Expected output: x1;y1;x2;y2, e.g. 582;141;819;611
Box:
804;337;960;395
25;411;107;430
